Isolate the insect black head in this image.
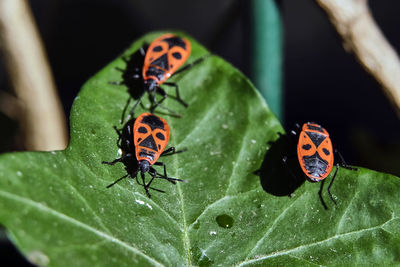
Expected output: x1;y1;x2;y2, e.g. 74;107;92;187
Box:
139;160;151;173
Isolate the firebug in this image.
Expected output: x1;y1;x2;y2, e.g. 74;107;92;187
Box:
115;33;206;121
283;122;357;209
102;113;185;197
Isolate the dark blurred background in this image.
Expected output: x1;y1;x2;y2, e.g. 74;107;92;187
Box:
1;1;399;265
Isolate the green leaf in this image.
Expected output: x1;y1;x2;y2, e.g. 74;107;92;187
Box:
0;32;399;266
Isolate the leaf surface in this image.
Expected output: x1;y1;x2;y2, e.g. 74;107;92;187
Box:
0;32;399;266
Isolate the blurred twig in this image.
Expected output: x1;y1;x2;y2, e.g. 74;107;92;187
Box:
0;0;68;150
0;91;21;121
316;0;400;118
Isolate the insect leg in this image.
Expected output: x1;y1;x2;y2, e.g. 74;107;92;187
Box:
318;179;328;210
155;162;168;179
286;123;301;143
122;171;162;195
113;126;122;139
102;157;123;165
127;97;143;120
160;147;187;157
102;152;133;166
161;147;175;156
335;149;357;171
135;173;142;185
327;164;339;206
121;96;132;124
144;175;155;196
291;123;301;136
152;162;173;184
149;89;166;113
106;174;129;188
171;54;210;77
149;88;181;117
151;164;187;184
141;172;167;197
109;125;123;148
163;82;188;107
141;172;152;198
139;46;146;57
155;87;167;105
146;173;166;193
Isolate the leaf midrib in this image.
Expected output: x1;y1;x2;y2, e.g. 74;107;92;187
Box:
0;189;164;267
76;151;183;229
169;115;192;266
40;159;113;236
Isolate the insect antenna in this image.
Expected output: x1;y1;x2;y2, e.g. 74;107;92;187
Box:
102;158;123;165
153;104;182;118
106;174;129;188
171;54;211;77
155;173;187;184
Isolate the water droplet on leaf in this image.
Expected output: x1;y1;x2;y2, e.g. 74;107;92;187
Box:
216;214;234;228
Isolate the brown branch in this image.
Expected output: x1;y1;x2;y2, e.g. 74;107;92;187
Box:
0;0;68;150
316;0;400;118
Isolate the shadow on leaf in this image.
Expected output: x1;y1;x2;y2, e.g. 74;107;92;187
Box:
256;133;304;196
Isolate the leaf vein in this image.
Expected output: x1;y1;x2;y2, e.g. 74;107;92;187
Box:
169;116;192;266
188;188;259;230
63;177;113;235
78;154;182;230
288;254;323;266
238;216;397;266
335;190;359;235
244;193;305;260
0;189;164;267
224;101;250;195
175;104;219;148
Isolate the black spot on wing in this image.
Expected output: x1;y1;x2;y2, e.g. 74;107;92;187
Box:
156;132;165;140
172;52;182;59
153;45;162;52
302;144;312;150
138;127;147;133
323;148;330;155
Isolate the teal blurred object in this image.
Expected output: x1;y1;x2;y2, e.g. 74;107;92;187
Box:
251;0;283;121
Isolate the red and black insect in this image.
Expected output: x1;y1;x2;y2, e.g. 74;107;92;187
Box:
115;33;206;121
283;122;357;209
297;123;334;181
102;113;185;197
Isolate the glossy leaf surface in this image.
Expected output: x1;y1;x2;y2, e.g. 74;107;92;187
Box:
0;32;399;266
